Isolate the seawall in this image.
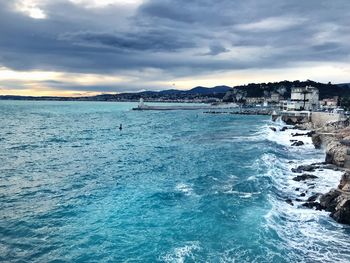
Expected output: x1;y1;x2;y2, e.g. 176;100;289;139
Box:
311;112;344;128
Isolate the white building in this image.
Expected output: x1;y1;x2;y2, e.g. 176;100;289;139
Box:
287;86;319;111
320;97;338;110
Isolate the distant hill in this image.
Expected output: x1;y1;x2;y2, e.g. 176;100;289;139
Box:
0;85;231;102
337;83;350;88
140;85;232;95
1;81;350;102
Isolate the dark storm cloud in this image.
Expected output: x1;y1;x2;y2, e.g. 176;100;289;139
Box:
59;30;195;52
0;0;350;91
203;44;229;56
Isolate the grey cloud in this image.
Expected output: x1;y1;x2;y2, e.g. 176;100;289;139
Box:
0;0;350;92
59;30;195;52
203;44;229;56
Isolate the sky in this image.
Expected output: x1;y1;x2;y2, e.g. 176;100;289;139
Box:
0;0;350;96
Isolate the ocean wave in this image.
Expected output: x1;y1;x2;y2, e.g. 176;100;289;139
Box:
161;241;201;263
256;120;350;262
175;183;195;196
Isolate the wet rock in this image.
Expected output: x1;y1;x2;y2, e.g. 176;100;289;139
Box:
307;193;321;202
322;164;340;171
292;164;317;173
319;190;341;212
286;199;294;206
292;174;318;182
269;127;277;132
291;141;304;146
295;188;300;191
331;198;350;224
306;131;316;137
280;126;288;132
311;134;322;149
302;202;323;210
295;198;303;202
300;193;306;197
292;132;308;137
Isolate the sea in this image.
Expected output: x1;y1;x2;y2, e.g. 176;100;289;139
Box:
0;101;350;263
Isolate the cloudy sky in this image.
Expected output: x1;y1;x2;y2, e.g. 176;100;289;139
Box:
0;0;350;96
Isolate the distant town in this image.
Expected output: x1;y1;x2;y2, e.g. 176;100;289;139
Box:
1;79;350;111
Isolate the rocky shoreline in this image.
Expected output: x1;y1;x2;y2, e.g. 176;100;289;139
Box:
278;119;350;225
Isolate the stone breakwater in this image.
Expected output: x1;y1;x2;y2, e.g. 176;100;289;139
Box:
291;119;350;224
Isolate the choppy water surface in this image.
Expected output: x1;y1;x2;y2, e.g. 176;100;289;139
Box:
0;101;350;263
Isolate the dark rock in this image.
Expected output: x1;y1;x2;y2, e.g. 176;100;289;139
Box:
312;134;322;149
319;190;341;212
331;199;350;224
286;199;294;206
292;164;317;173
280;127;288;132
284;119;296;125
291;141;304;146
288;161;294;164
340;139;350;146
302;165;317;172
302;202;323;210
306;131;316;137
269;127;277;132
322;164;340;171
292;133;308;137
295;198;303;202
307;194;321;202
292;174;318;181
295;188;300;191
300;193;306;197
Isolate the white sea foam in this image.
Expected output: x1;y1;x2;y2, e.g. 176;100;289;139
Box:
175;183;194;196
258;120;350;262
162;241;201;263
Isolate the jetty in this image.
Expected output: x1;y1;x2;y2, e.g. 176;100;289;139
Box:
132;98;238;111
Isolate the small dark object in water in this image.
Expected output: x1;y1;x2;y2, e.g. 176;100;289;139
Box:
280;126;288;132
300;193;306;197
269;127;277;132
119;124;122;130
295;188;300;191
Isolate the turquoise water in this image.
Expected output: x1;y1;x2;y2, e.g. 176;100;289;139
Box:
1;101;350;263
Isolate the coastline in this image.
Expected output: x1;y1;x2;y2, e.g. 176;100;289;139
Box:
272;117;350;225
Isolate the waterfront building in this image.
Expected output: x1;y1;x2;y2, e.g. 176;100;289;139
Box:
245;97;265;105
287;86;319;111
270;92;283;103
320;97;338;110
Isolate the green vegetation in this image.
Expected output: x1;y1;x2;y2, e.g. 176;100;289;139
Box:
223;80;350;102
